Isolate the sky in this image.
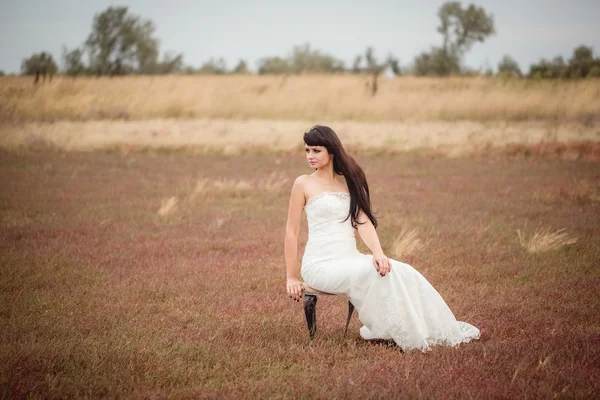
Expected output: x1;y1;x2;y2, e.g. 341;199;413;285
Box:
1;0;599;74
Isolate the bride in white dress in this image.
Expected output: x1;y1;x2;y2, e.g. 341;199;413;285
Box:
284;125;480;352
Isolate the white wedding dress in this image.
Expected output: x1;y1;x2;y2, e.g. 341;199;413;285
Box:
301;191;480;352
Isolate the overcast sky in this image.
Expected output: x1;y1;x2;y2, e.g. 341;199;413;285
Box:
1;0;599;74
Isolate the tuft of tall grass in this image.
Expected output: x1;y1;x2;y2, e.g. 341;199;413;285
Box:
391;226;427;259
517;227;577;253
157;196;178;217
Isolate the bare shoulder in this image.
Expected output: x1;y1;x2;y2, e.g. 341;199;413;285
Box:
294;174;310;184
290;174;310;197
287;175;310;213
292;174;310;190
295;174;322;195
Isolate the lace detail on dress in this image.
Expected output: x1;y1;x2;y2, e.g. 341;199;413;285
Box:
305;191;350;209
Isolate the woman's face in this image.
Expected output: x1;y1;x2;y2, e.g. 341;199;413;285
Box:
305;145;331;169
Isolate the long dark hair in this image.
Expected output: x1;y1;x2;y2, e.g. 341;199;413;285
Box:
303;125;378;230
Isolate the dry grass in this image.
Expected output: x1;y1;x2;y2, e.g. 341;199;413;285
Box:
258;171;290;191
154;173;290;222
1;75;599;123
1;149;599;398
534;178;600;204
157;196;178;218
390;226;427;259
2;75;598;158
209;217;226;231
517;227;578;253
188;178;211;201
212;178;254;195
1;118;599;160
573;179;600;202
194;173;289;196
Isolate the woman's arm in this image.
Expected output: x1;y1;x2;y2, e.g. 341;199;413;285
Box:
356;209;392;276
284;176;306;301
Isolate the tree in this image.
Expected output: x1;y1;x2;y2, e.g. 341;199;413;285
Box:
588;66;600;78
567;45;596;78
85;6;159;75
289;43;342;73
527;46;600;79
497;55;521;78
570;45;593;64
363;47;387;95
197;58;227;75
257;56;290;75
232;59;249;74
413;47;460;76
62;45;86;77
529;57;569;79
21;52;58;83
352;55;362;74
528;58;551;79
437;2;495;58
153;52;184;74
413;1;495;76
550;56;567;78
134;20;160;74
350;47;396;94
387;55;402;76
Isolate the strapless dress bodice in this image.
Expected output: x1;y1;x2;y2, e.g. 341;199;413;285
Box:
302;191;359;269
303;191;355;241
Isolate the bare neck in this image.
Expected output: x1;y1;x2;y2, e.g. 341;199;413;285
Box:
313;164;341;186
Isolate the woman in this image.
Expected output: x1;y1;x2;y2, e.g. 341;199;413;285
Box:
284;125;480;352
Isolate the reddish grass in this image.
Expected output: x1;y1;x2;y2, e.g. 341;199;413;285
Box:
0;148;599;399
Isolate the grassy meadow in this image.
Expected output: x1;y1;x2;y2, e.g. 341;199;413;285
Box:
1;147;599;398
1;75;599;398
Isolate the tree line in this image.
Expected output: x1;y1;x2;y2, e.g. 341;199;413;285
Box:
12;1;600;85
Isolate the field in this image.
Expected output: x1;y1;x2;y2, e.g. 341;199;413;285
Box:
1;75;599;123
2;75;599;160
1;75;599;398
1;147;599;398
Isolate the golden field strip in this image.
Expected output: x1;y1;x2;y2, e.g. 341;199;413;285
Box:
1;118;599;158
1;75;599;158
1;75;599;123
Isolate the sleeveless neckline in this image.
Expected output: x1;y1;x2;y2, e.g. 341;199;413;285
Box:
304;191;350;209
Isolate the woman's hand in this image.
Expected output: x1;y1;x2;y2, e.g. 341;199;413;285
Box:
286;278;304;302
373;253;392;276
